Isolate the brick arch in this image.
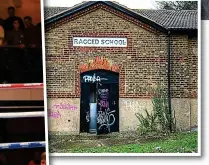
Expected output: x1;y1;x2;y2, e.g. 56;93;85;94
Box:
79;56;120;73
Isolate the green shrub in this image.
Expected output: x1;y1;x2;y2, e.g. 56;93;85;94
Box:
135;109;158;135
136;85;175;135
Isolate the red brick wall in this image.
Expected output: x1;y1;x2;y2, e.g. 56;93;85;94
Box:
188;37;198;97
45;4;197;99
170;35;198;98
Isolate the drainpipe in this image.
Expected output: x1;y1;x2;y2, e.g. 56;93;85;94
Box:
167;30;172;132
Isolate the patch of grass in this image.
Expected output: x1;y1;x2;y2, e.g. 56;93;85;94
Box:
69;132;198;153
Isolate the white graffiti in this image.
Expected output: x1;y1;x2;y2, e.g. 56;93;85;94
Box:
98;88;109;100
85;108;115;131
123;100;145;110
86;111;90;122
83;73;107;83
97;108;115;131
98;88;109;95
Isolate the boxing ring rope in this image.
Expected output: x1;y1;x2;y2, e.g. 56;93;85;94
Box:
0;111;44;118
0;106;44;109
0;83;43;89
0;141;45;150
0;83;45;150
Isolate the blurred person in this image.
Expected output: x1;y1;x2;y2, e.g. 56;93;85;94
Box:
4;18;25;48
36;22;42;48
24;16;40;48
24;16;34;28
40;152;46;165
23;17;42;82
3;18;26;83
28;152;40;165
0;19;5;83
0;18;4;46
4;6;24;32
0;26;4;46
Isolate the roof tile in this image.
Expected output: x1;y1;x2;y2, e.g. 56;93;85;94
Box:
44;3;197;30
134;9;197;30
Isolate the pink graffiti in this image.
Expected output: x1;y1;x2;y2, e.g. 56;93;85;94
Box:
48;109;61;118
53;103;77;110
99;100;109;108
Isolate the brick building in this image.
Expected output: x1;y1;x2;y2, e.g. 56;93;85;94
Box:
44;1;198;135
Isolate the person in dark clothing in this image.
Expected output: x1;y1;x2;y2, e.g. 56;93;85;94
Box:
23;17;42;82
3;18;26;83
24;16;40;48
4;18;25;48
36;22;42;48
24;16;33;28
4;6;24;32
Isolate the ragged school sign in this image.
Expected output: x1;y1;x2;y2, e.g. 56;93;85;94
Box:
73;37;127;47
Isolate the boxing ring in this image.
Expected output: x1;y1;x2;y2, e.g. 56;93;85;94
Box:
0;83;46;150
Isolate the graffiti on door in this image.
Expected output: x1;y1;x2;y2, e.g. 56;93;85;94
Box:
99;100;109;108
80;70;119;133
97;108;115;131
98;87;114;132
83;73;108;83
85;108;115;131
98;88;109;100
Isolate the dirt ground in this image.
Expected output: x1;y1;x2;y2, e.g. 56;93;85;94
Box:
49;132;166;153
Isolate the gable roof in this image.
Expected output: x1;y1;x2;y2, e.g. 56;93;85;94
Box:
44;1;197;32
44;1;87;20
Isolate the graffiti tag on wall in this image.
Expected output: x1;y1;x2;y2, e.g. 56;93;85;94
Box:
52;103;77;110
48;103;78;119
48;109;61;118
123;100;146;110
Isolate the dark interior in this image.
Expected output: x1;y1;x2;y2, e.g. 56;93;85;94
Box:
0;48;43;83
0;100;45;143
0;148;45;165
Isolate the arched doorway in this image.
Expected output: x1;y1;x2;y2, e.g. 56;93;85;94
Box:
80;69;119;134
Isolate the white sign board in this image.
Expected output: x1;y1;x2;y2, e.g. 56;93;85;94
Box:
73;37;127;47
